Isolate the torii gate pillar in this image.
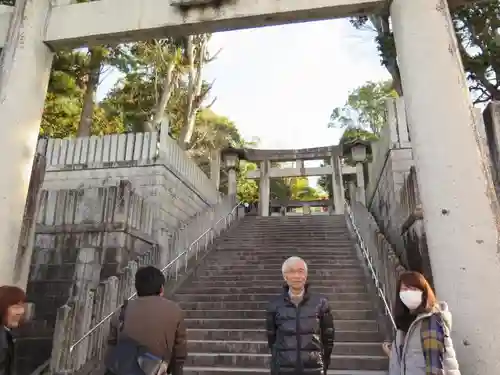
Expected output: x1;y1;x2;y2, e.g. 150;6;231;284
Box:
0;0;54;286
392;0;500;373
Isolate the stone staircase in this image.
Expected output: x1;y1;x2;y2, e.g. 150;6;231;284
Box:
173;215;388;375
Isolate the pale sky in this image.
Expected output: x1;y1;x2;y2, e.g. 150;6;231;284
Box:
97;19;390;150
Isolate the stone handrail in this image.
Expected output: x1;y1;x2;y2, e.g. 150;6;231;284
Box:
345;201;406;334
49;194;243;374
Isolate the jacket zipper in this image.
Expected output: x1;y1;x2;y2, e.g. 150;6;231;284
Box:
295;300;304;372
296;303;302;372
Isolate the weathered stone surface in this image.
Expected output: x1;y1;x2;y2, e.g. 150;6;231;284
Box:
43;194;242;375
168;215;388;373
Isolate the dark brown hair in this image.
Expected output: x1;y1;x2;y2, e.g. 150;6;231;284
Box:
393;271;437;332
0;286;26;324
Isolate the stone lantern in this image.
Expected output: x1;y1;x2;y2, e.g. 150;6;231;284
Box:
343;140;370;205
351;143;367;163
222;148;240;197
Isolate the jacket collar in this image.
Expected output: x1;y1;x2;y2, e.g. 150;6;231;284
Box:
282;283;310;301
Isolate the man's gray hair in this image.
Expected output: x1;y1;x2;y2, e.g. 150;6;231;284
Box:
282;256;308;276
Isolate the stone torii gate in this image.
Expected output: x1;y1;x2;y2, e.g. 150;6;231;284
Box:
1;0;499;373
227;145;349;216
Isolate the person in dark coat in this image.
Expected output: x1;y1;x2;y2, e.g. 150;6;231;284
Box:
266;256;335;375
0;286;27;375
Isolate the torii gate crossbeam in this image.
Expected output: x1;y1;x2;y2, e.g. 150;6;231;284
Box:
0;0;386;49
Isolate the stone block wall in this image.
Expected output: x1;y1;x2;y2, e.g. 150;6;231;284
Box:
16;182;156;375
366;98;415;265
365;99;500;285
48;194;242;375
12;125;225;374
40;123;219;233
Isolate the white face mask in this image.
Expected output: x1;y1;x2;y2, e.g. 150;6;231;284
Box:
399;290;423;310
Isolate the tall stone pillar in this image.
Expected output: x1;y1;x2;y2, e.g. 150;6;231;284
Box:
210;150;221;190
0;0;54;286
222;150;238;197
227;168;237;196
330;155;344;214
392;0;500;372
259;160;270;216
355;163;366;205
347;180;356;204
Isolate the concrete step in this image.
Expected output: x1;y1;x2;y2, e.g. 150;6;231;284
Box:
195;269;365;277
215;245;355;251
184;309;376;320
220;234;350;236
205;254;359;262
184;367;387;375
218;234;351;238
174;292;370;303
218;239;353;244
187;279;366;287
184;319;378;331
199;263;362;272
187;329;383;342
193;274;367;282
185;353;387;371
188;340;385;356
176;285;367;295
202;260;360;266
228;224;347;228
178;301;373;311
210;250;356;256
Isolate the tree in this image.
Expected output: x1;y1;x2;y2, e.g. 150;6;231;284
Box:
329;80;396;135
350;2;500;104
40;49;124;138
178;34;213;149
454;3;500;103
237;161;259;203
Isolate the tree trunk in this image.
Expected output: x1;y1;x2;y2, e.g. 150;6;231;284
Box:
145;61;175;132
77;47;102;137
369;15;403;96
178;35;207;150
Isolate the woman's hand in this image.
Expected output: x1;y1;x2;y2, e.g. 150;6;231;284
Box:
382;342;392;358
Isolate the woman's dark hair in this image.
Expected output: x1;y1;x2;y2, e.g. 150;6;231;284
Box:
0;286;26;324
134;266;165;297
393;271;437;332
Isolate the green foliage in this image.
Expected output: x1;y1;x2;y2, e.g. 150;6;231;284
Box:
349;2;500;103
453;3;500;103
270;176;323;202
41;48;126;138
329;80;396;135
237;161;259;203
2;24;251;192
340;127;378;144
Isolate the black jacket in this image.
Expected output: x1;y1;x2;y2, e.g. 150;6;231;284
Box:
266;285;335;375
0;327;15;375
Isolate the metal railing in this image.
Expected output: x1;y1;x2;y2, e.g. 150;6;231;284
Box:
345;202;397;330
50;197;244;374
68;201;242;354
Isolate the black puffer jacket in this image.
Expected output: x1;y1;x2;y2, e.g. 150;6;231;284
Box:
266;284;335;375
0;326;15;375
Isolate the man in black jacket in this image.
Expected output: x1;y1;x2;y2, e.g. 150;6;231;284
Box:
266;256;335;375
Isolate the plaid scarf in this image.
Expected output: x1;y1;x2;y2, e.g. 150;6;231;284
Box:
420;312;445;375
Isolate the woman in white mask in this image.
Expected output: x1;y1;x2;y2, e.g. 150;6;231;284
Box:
382;271;461;375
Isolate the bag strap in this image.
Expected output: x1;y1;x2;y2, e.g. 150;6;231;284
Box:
118;300;128;333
